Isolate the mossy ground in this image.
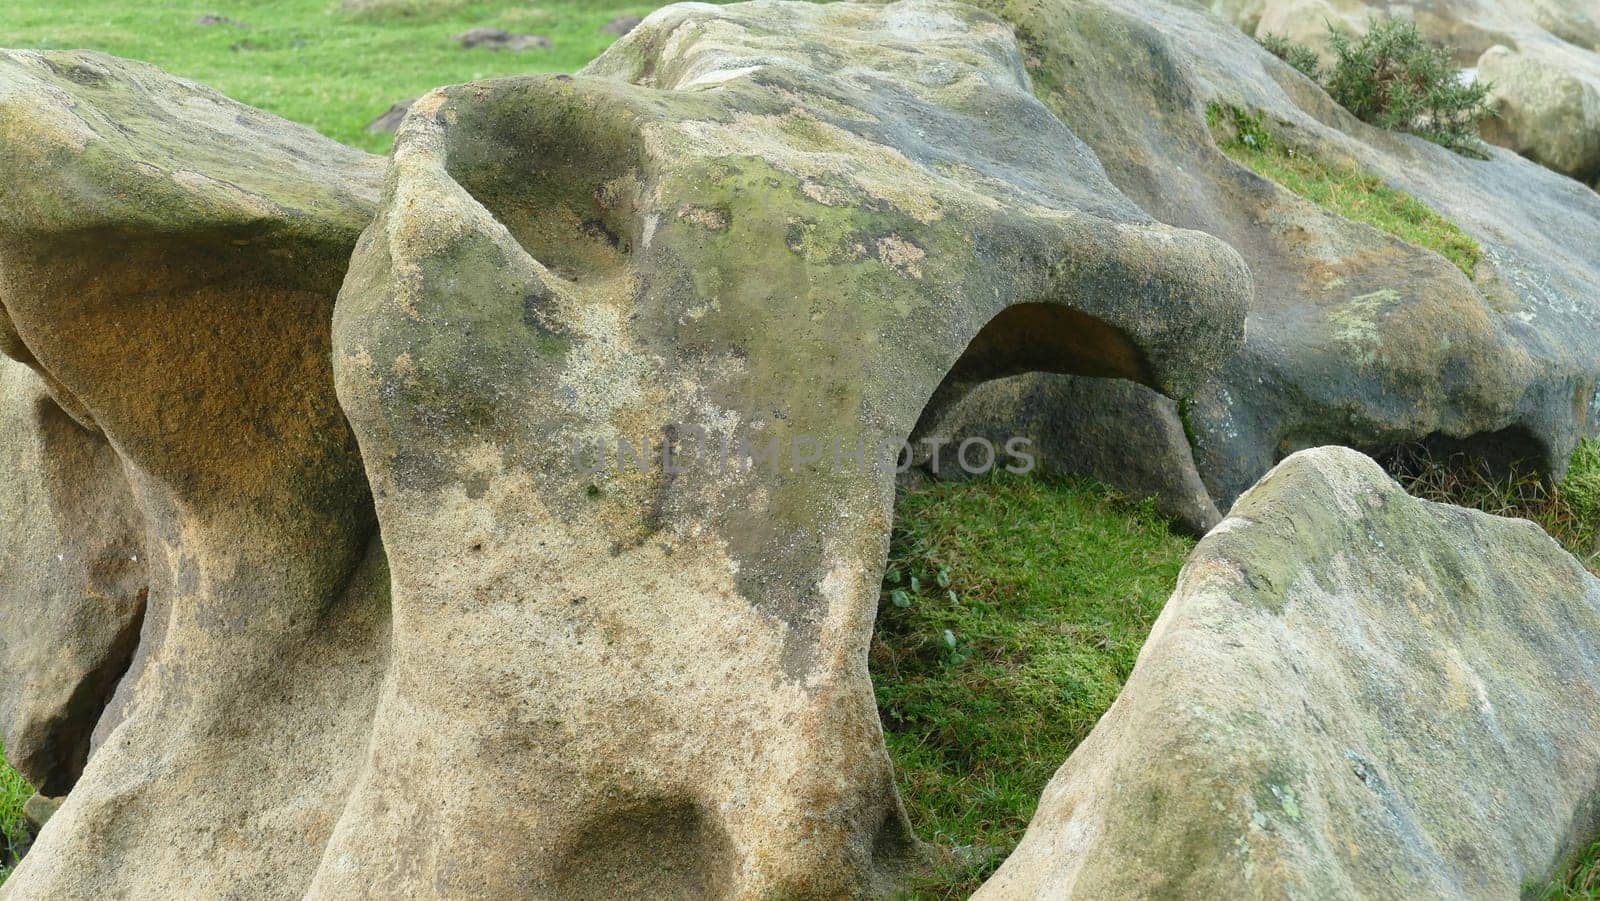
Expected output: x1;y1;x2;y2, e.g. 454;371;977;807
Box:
0;0;726;153
0;740;33;888
872;474;1193;896
1208;103;1483;276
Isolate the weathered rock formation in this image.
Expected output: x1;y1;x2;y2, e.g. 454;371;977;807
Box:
924;373;1223;533
3;0;1598;896
0;4;1251;896
0;50;391;896
454;27;552;52
1204;0;1600;184
316;1;1246;894
954;0;1600;531
977;446;1600;897
0;359;145;797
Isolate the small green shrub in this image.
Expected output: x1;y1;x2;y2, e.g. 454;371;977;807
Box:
1258;19;1490;155
1258;32;1321;81
1325;18;1491;154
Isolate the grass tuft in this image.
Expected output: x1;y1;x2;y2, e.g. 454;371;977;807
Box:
1208;103;1483;276
1378;438;1600;569
0;743;34;888
1542;839;1600;899
872;474;1193;896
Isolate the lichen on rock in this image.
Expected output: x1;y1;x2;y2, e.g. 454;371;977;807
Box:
977;446;1600;897
318;0;1247;895
0;49;391;897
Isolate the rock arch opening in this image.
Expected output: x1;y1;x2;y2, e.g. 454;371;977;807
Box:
870;299;1199;891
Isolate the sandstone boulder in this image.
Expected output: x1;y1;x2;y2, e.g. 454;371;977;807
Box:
454;27;551;52
1479;41;1600;184
963;0;1600;522
364;97;416;134
924;374;1222;534
316;0;1248;895
600;14;643;37
979;446;1600;897
0;50;391;897
0;359;145;798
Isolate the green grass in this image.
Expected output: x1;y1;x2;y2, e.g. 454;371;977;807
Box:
872;475;1194;896
1208;103;1483;276
0;742;35;888
0;0;698;153
1545;840;1600;899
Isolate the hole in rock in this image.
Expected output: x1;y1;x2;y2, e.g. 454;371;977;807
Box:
549;796;736;900
872;302;1186;893
1366;428;1600;564
938;302;1154;389
1366;426;1551;513
441;84;640;285
908;303;1155;461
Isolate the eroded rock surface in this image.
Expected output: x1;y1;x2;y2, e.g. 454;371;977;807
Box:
10;0;1593;897
0;50;390;897
979;446;1600;898
967;0;1600;516
318;0;1248;895
0;359;145;797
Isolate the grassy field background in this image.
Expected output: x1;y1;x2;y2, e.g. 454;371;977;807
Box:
0;0;697;153
0;0;1598;895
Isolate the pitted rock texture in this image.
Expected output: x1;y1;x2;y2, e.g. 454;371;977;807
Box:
0;50;391;897
1204;0;1600;183
966;0;1600;515
977;446;1600;898
319;0;1248;895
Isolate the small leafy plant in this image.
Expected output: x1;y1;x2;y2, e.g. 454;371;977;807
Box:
1258;18;1491;155
1258;32;1321;81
